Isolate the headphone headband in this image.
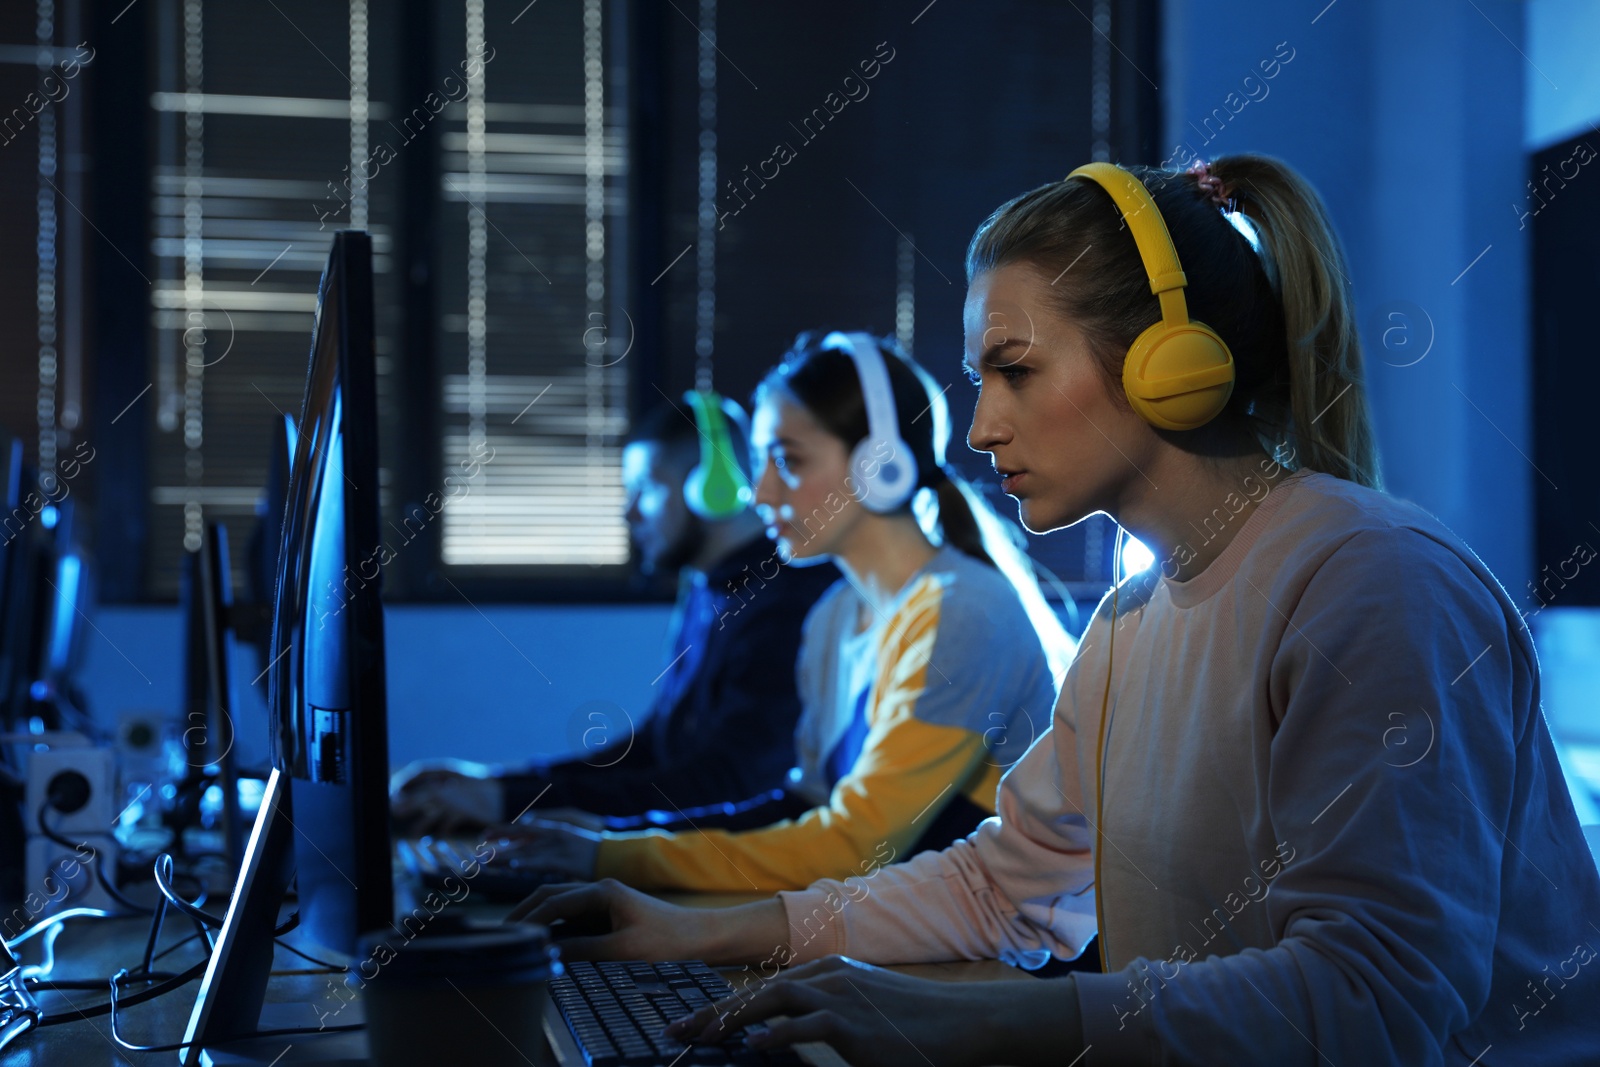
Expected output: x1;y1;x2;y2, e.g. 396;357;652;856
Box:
823;332;898;449
682;388;752;519
1067;162;1189;303
1062;163;1236;432
820;331;918;512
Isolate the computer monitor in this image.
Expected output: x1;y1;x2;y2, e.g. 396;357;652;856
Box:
0;483;95;738
181;231;391;1065
198;521;244;871
0;457;45;735
179;414;295;784
42;539;86;689
0;434;26;905
243;414;296;684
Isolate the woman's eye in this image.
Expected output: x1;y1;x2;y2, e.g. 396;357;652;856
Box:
998;363;1029;384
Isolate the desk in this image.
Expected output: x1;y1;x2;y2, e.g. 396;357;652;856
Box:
1;909;342;1067
3;894;1033;1066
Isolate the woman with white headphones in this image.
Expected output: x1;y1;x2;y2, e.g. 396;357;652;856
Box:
507;330;1074;893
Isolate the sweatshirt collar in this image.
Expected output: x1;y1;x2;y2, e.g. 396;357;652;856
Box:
1161;469;1310;609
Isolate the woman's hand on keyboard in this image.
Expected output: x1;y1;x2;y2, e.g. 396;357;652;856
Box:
491;818;601;878
391;760;503;836
665;955;1082;1067
505;879;790;967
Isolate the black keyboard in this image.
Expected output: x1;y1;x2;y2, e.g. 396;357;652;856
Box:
548;959;804;1066
396;836;571;903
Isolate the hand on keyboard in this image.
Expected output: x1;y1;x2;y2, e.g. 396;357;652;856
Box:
506;879;728;963
488;818;601;879
390;759;502;836
664;955;1052;1067
551;960;803;1066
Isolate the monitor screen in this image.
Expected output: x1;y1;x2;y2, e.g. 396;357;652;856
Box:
268;229;392;954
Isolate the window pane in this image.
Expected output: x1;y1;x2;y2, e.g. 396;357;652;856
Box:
435;0;630;569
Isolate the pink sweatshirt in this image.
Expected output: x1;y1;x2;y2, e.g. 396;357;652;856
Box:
777;469;1600;1065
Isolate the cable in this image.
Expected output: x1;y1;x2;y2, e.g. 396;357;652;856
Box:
1092;526;1123;973
137;887;168;979
35;956;210;1025
107;968;363;1053
151;854;226;928
151;930;204;963
23;854;337;1038
0;984;40;1051
2;907;120;949
148;866;339;970
34;802;153;915
16;922;63;982
270;938;346;972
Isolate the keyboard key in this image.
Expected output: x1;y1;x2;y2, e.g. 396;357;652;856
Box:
556;959;807;1066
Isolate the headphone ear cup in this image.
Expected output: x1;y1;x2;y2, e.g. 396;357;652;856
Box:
1122;321;1236;432
681;390;753;520
849;436;917;513
685;457;749;519
683;461;709;517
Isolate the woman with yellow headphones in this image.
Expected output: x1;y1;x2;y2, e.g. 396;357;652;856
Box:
513;155;1600;1066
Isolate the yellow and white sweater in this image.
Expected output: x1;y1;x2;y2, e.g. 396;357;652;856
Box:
594;546;1059;891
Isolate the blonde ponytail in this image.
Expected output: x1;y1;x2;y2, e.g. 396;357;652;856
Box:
1211;154;1382;488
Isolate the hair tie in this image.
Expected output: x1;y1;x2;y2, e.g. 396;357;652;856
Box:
1187;159;1235;212
1188;160;1280;297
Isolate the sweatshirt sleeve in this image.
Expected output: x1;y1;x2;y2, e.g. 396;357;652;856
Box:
593;574;1027;892
1072;528;1537;1066
773;594;1115;967
594;709;991;891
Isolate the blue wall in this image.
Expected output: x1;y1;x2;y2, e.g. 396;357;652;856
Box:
1525;0;1600;151
1161;0;1600;813
1162;0;1534;600
77;604;674;774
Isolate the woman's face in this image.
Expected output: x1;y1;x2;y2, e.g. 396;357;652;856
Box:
964;262;1151;534
750;391;866;563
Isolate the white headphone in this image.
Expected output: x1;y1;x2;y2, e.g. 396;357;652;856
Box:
822;331;918;513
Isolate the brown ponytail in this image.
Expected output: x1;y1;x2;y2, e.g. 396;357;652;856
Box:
932;467;993;567
965;152;1382;489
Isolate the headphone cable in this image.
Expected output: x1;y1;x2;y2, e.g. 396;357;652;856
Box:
1092;526;1123;972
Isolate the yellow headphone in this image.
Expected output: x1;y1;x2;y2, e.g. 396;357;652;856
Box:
1063;163;1237;972
1066;162;1236;431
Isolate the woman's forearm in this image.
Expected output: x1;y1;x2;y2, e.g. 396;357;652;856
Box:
994;977;1085;1066
700;897;791;966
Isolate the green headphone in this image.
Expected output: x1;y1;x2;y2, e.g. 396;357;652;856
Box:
682;389;753;520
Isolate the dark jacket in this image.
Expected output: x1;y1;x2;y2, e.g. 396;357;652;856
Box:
499;535;838;820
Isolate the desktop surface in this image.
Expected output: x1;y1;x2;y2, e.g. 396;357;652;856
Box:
5;892;1032;1066
3;911;343;1066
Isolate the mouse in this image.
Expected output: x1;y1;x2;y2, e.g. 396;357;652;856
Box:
547;911;613;941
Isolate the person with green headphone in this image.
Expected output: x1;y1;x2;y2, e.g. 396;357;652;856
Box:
511;155;1600;1065
392;391;840;834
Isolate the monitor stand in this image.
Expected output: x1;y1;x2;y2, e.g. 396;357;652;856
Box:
181;768;371;1066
